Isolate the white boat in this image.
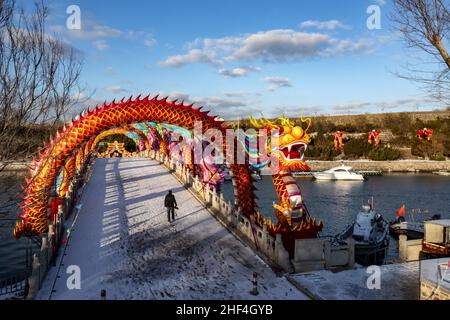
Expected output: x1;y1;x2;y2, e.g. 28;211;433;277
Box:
338;200;390;265
389;220;424;240
312;166;365;181
390;214;441;240
433;170;450;176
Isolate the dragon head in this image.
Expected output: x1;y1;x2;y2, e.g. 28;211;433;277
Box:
249;114;311;172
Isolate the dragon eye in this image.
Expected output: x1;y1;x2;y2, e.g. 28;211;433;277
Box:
282;134;293;144
292;126;304;138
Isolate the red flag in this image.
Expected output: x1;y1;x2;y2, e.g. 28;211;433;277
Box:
396;205;405;217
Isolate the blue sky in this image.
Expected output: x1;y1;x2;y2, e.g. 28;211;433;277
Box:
36;0;444;119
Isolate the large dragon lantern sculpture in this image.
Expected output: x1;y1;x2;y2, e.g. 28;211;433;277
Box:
13;94;322;257
247;115;323;249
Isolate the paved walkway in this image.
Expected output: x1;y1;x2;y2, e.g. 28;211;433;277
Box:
37;158;308;300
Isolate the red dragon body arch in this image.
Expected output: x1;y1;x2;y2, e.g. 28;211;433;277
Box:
14;94;322;258
14;95;258;238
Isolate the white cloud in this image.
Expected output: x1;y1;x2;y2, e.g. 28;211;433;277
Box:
270;106;324;118
144;37;156;48
218;66;260;78
68;24;123;41
181;102;259;119
71;92;86;101
223;91;250;98
155;92;248;115
159;49;218;67
49;25;65;33
267;97;436;118
332;38;373;55
232;30;333;61
187;36;243;53
50;21;156;51
161;28;373;67
93;40;110;51
218;106;260;120
299;20;351;30
167;92;191;102
104;67;115;75
106;85;128;94
375;0;386;6
192;96;247;109
264;76;292;91
332;97;435;114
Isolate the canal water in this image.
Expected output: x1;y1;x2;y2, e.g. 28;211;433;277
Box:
222;174;450;261
0;170;37;280
1;171;450;279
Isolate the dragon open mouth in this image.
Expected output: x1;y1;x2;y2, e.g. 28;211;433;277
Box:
280;142;306;161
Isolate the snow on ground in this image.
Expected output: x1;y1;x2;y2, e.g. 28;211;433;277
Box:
289;261;420;300
37;158;308;300
0;291;24;300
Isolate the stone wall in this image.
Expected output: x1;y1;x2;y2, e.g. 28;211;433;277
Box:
306;160;450;173
293;238;355;273
0;161;31;171
398;235;422;262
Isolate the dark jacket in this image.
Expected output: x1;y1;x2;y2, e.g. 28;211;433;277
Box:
164;193;177;208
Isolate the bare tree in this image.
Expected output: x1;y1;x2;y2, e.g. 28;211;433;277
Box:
0;0;84;167
0;0;14;29
391;0;450;104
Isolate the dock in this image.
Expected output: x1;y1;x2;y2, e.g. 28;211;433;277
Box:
292;170;383;178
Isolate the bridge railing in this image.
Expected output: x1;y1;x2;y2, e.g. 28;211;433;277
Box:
25;154;94;300
0;272;29;297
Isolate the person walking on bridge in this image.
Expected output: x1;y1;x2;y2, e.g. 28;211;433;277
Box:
164;190;178;223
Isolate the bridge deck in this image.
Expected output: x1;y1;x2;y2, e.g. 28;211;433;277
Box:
37;158;307;300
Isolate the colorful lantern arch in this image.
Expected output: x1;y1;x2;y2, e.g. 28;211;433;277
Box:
14;95;324;258
14;95;258;238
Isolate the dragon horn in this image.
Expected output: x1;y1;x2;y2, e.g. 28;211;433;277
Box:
279;114;294;127
260;113;279;129
300;113;312;132
249;115;263;129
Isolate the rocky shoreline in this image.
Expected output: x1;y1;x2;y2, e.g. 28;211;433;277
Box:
305;160;450;173
0;161;30;172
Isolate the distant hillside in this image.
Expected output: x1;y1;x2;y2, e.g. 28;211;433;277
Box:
224;110;450;161
223;110;450;129
308;110;450;127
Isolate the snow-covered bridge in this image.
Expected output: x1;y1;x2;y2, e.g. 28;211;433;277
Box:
36;158;307;300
